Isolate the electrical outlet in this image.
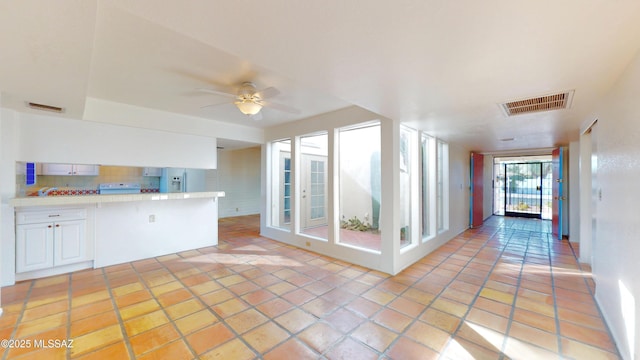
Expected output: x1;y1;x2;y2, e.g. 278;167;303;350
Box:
149;214;156;223
305;241;311;247
236;207;239;212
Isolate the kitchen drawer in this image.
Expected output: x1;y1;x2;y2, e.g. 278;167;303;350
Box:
16;208;87;225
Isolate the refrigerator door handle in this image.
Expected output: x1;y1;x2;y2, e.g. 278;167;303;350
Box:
183;171;187;192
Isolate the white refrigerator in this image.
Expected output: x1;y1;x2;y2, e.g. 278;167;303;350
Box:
159;168;207;193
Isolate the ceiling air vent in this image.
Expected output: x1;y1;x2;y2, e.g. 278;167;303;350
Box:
501;90;574;116
27;102;65;113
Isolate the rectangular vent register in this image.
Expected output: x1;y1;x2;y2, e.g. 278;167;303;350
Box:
501;90;574;116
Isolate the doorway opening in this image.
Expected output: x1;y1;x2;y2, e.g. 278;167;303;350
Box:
493;156;552;220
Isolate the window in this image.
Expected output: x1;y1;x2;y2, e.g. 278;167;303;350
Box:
283;155;292;225
421;134;434;239
400;126;418;249
269;139;292;230
338;123;381;252
436;140;449;232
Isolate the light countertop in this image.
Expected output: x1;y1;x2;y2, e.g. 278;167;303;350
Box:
9;191;225;207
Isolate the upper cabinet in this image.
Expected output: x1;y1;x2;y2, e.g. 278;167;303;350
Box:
73;165;100;176
42;164;100;176
142;167;162;177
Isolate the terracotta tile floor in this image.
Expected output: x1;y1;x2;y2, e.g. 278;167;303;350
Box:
0;215;620;359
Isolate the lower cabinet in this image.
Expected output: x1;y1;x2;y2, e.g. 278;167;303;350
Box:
16;209;88;273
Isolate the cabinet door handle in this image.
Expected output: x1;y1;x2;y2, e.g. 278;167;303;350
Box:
55;224;60;227
48;225;53;228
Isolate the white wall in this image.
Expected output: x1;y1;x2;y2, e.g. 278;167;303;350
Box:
94;198;218;268
589;50;640;360
1;107;249;286
1;109;19;286
216;147;261;218
450;144;473;234
16;112;217;169
579;126;594;264
84;98;263;145
0;104;3;313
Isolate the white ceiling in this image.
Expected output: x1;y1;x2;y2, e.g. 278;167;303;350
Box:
2;0;640;152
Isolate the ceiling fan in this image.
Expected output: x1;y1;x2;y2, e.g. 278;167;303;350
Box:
197;82;300;119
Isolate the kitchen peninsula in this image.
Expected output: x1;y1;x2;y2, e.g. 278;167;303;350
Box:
9;190;224;281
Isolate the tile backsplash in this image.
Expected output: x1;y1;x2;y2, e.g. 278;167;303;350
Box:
16;164;160;196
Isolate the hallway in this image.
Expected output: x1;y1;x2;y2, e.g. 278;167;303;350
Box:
0;215;618;359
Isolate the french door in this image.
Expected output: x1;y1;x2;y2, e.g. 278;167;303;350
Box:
301;155;328;229
470;153;484;228
279;152;291;226
551;148;564;239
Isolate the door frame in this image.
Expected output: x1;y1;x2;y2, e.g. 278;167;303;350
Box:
470;153;484;227
579;119;598;265
551;148;563;239
503;162;544;219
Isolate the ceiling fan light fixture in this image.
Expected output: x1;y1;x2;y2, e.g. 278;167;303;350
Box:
235;100;262;115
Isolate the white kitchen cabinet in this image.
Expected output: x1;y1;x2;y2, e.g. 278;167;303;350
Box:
15;223;55;272
15;209;88;273
142;167;162;176
73;164;100;176
53;220;86;266
42;163;100;176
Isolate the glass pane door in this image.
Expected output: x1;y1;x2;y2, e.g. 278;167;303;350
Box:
300;133;328;239
504;162;543;218
302;156;328;230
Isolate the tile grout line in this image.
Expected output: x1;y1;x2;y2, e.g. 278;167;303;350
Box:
260;249;378;357
157;221;412;356
66;273;72;359
367;227;491;358
214;242;305;354
565;240;624;358
548;233;566;358
217;248;322;356
1;279;35;360
127;257;207;359
100;267;137;360
156;250;273;357
498;229;534;360
451;226;520;360
3;216;620;359
304;264;397;358
411;224;512;359
265;256;394;358
440;223;538;359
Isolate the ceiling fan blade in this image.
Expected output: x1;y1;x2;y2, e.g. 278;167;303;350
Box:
196;88;237;98
249;111;263;121
200;101;232;109
255;86;280;99
262;100;301;114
